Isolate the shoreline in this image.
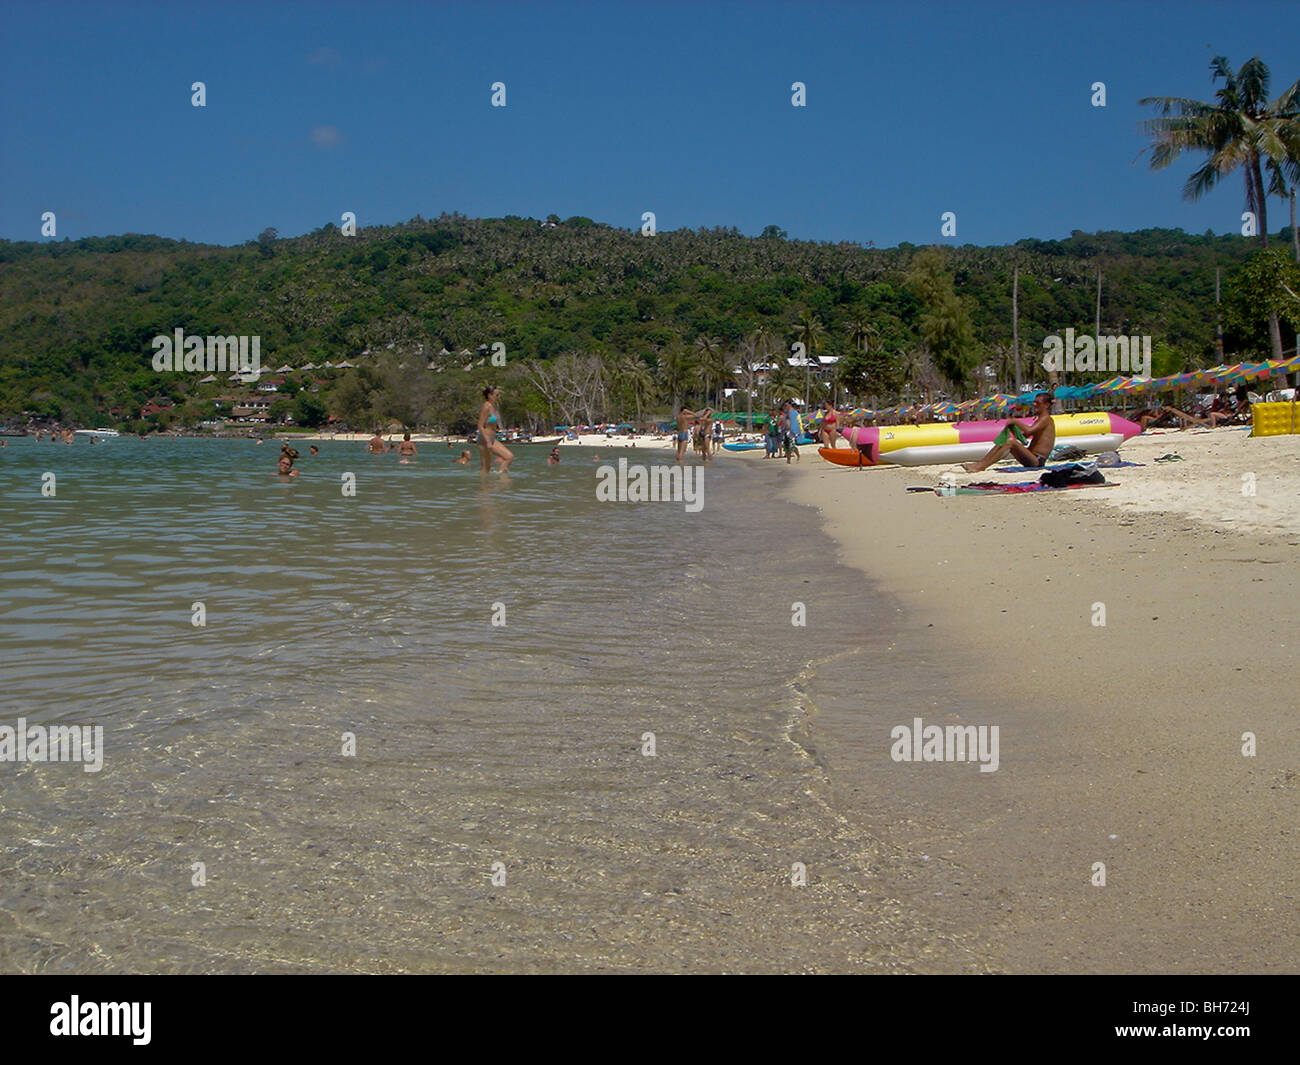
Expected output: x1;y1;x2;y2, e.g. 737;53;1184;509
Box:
752;429;1300;973
280;431;689;450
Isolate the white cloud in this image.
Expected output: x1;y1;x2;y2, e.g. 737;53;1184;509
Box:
310;125;344;149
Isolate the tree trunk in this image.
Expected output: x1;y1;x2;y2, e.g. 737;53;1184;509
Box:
1011;265;1022;393
1291;187;1299;264
1095;267;1102;343
1215;266;1224;362
1249;161;1284;359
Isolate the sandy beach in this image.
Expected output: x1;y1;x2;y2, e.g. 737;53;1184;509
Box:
745;425;1299;973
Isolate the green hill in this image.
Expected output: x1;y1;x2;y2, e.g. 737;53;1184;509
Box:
0;215;1291;431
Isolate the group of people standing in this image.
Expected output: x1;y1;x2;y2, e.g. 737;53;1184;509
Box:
763;401;809;463
673;405;720;463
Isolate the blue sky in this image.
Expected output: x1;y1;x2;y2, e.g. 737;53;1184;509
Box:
2;0;1298;248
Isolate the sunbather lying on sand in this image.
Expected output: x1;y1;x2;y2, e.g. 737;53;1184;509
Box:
1137;405;1232;431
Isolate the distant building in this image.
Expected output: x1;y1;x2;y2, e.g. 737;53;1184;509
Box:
138;396;175;418
212;394;272;422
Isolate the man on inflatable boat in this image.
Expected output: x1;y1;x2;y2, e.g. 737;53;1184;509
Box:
962;391;1056;472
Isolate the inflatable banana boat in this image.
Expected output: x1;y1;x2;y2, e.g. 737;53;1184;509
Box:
836;412;1140;467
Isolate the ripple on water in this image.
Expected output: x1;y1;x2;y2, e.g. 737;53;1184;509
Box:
0;441;961;972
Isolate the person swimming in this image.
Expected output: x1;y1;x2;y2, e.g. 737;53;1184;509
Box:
397;432;417;459
476;386;514;472
547;448;561;465
454;449;471;465
366;431;387;454
275;453;299;477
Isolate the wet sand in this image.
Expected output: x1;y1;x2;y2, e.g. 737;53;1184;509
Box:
760;429;1300;973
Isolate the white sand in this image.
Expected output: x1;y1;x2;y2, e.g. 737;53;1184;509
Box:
741;425;1300;973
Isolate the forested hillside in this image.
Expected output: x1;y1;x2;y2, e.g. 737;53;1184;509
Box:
0;215;1293;431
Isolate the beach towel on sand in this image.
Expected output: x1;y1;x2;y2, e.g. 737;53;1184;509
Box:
1000;458;1141;473
939;478;1115;496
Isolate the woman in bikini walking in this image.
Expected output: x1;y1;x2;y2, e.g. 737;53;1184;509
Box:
477;385;514;472
818;400;842;448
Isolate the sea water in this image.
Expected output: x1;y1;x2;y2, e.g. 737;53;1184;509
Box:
0;437;979;972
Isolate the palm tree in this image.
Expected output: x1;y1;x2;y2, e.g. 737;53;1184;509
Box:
612;355;654;427
791;313;826;407
900;348;942;406
657;344;697;412
693;335;729;408
734;333;761;429
842;316;882;404
767;359;803;410
1141;56;1300;359
845;317;879;355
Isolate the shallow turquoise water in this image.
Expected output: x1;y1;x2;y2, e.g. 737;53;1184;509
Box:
0;437;966;972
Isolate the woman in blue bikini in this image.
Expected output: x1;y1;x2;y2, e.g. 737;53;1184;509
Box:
477;385;514;472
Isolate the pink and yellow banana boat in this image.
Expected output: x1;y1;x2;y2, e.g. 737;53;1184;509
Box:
836;412;1141;467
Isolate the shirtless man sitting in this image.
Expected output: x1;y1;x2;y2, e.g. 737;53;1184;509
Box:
962;391;1056;472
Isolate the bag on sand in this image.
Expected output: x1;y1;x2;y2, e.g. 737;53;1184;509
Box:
1040;464;1105;488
